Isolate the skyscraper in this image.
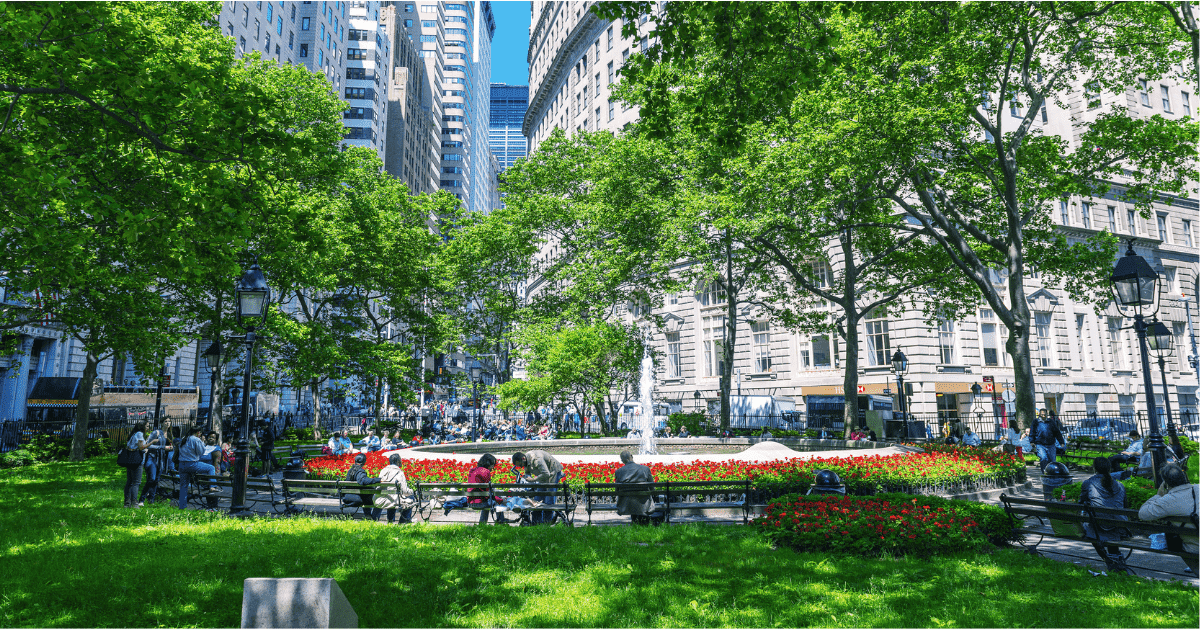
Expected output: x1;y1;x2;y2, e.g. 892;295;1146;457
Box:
490;83;528;171
399;1;498;214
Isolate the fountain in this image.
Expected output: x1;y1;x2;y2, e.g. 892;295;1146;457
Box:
637;350;658;455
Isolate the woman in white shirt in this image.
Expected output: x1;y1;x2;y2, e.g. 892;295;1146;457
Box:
122;422;149;508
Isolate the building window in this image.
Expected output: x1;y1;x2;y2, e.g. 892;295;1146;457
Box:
419;35;437;42
607;26;613;50
752;321;772;373
864;314;890;367
243;5;250;26
1157;213;1169;242
349;28;368;40
348;47;365;60
345;87;367;99
1183;219;1193;248
317;49;323;65
291;4;296;21
607;99;614;121
443;153;463;161
1084;81;1101;109
1163;266;1177;295
938;320;957;364
1107;206;1117;232
266;3;273;22
622;48;629;63
607;61;614;86
1139;79;1151;106
421;4;436;12
1060;199;1070;225
277;20;282;35
698;279;726;307
666;332;682;378
980;308;1001;367
239;36;247;52
1040;104;1048;123
701;316;727;378
1127;209;1137;235
1033;312;1055;368
1074;313;1089;370
404;19;412;27
299;43;308;57
1108;317;1125;370
227;22;234;36
301;16;310;30
1183;91;1192;116
404;3;413;12
1080;202;1091;229
1162;85;1172;112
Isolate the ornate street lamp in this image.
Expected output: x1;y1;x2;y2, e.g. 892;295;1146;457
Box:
231;260;270;516
470;365;483;441
970;382;985;436
891;349;909;440
1148;319;1183;458
202;341;222;433
1109;241;1166;484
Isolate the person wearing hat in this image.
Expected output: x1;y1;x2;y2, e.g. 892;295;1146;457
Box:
177;425;217;510
512;449;563;524
345;453;383;521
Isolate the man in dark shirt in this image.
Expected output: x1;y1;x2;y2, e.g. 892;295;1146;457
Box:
615;450;658;525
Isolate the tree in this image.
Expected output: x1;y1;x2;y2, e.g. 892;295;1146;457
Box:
496;320;644;431
600;0;1197;432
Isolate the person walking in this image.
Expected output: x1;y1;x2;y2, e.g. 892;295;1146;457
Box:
1032;411;1065;472
121;422;149;508
177;425;217;510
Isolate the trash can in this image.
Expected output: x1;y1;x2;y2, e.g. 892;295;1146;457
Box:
1041;462;1082;536
282;449;307;481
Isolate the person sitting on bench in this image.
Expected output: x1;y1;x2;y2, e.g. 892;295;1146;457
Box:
1080;457;1132;575
1108;431;1143;468
615;450;661;525
1138;463;1198;574
512;449;564;524
443;454;511;524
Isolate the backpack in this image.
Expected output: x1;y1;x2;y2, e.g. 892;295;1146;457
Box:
1033;419;1055;446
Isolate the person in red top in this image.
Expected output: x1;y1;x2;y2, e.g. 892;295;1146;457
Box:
461;453;510;524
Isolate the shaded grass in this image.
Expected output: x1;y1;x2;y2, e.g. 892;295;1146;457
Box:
1;461;1197;628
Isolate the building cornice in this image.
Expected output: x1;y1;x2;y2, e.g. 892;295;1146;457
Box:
522;9;603;138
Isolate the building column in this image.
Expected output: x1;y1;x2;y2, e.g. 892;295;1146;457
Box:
0;336;35;421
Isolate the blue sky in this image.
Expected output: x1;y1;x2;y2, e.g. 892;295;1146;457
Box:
489;1;531;86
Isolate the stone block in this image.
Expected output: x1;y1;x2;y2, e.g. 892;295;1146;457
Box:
241;578;358;628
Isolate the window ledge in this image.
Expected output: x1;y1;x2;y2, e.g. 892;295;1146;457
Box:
747;372;778;380
936;365;970;373
659;377;685;385
861;365;893;374
1036;367;1064;376
1111;370;1135;377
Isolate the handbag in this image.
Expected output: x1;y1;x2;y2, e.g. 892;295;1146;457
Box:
117;448;144;467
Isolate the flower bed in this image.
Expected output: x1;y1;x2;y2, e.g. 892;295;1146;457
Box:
304;447;1024;496
754;492;1020;556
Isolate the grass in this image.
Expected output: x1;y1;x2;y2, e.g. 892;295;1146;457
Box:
2;460;1197;628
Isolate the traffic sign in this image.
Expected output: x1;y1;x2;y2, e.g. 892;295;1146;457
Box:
1002;390;1015;403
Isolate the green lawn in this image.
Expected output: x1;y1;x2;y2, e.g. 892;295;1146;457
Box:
1;460;1196;628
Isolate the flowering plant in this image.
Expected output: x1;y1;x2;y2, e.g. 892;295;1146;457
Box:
304;448;1024;496
753;492;1018;556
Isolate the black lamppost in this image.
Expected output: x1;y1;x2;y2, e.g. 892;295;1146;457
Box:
202;341;222;433
1109;241;1167;485
1148;319;1183;458
891;349;909;439
970;382;985;437
470;365;482;441
230;261;270;516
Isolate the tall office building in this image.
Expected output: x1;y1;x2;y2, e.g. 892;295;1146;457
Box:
218;1;394;164
523;1;1199;430
490;83;529;171
398;1;498;214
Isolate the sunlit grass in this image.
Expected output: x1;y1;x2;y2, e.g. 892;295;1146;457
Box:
0;460;1196;628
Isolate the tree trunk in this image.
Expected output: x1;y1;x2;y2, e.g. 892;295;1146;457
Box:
719;235;736;433
310;378;324;441
1006;280;1037;431
839;229;861;439
69;349;99;461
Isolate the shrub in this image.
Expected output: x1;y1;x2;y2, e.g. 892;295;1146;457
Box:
1058;475;1157;510
754;492;1020;557
667;412;704;437
1177;435;1198;458
0;449;37;468
25;435;108;462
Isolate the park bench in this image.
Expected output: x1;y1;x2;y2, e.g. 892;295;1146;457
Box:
159;472;283;511
279;478;403;518
583;480;751;525
415;481;576;525
1000;493;1198;575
